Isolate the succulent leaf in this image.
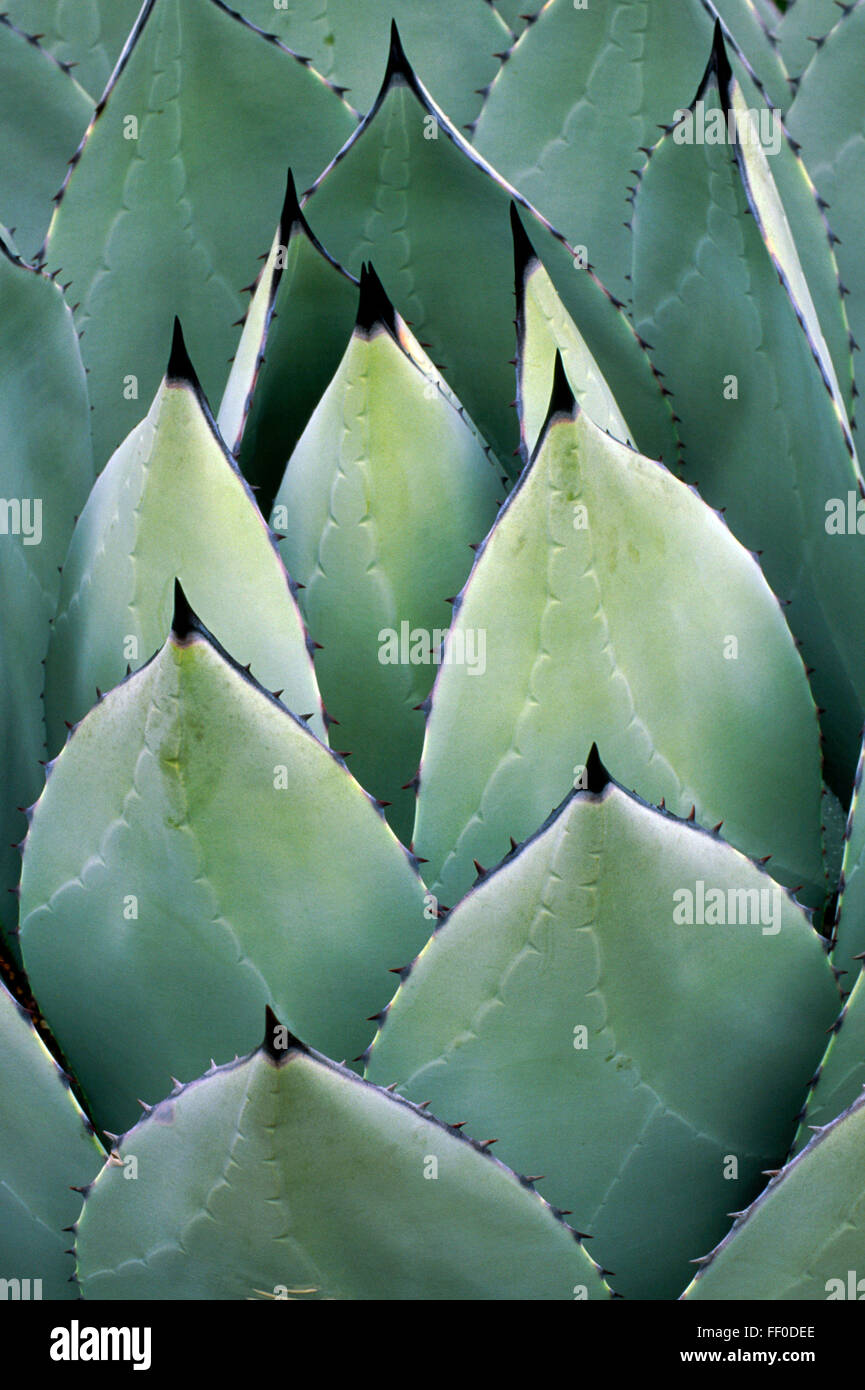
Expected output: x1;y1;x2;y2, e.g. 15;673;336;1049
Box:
683;1092;865;1299
4;0;143;100
831;734;865;979
775;0;843;81
74;1016;608;1300
631;47;865;790
217;171;359;511
0;14;92;260
45;0;356;470
235;0;511;130
271;267;501;842
45;324;324;750
0;241;93;957
473;0;787;305
303;23;678;475
513;202;634;460
413;383;825;909
371;774;839;1299
792;967;865;1153
787;0;865;414
23;599;428;1132
0;980;104;1300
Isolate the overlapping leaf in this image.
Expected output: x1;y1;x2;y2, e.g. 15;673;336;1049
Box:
217;172;358;511
413;369;825;909
472;0;788;305
792;968;865;1152
787;1;865;410
271;266;500;841
631;39;864;789
512;204;633;460
45;323;324;751
74;1014;608;1301
45;0;356;469
303;22;677;476
0;242;93;957
235;0;511;130
831;735;865;979
372;770;838;1299
684;1094;865;1299
0;15;92;260
0;981;104;1300
22;595;429;1132
4;0;142;99
775;0;844;81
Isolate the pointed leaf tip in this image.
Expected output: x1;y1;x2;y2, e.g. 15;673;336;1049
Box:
700;16;734;104
170;579;200;642
584;742;611;795
278;168;304;244
356;263;398;337
166;317;199;387
382;17;415;90
510;202;538;283
262;1005;307;1063
541;351;578;435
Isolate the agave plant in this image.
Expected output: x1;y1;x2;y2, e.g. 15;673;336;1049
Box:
2;0;865;1304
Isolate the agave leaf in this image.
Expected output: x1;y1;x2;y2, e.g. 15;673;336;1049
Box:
683;1092;865;1299
303;22;677;478
831;735;865;979
23;591;428;1133
217;172;358;511
271;267;500;843
371;770;839;1299
787;1;865;413
45;0;355;471
4;0;142;100
775;0;843;80
0;980;104;1300
492;0;545;37
512;203;633;461
74;1013;608;1301
0;14;92;260
791;968;865;1153
710;0;791;104
472;0;787;306
413;368;825;910
631;35;864;790
235;0;511;130
0;242;93;958
45;323;324;752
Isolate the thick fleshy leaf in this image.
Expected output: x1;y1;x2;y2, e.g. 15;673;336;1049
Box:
45;0;356;470
75;1016;608;1301
371;771;839;1300
0;980;104;1300
0;242;93;957
792;969;865;1153
831;735;865;979
683;1094;865;1300
45;324;324;751
303;22;677;477
492;0;545;38
4;0;142;99
217;172;358;511
472;0;787;305
710;0;791;104
631;38;865;790
776;0;843;80
0;14;92;260
787;1;865;414
271;267;501;842
413;376;824;910
234;0;511;130
22;595;429;1133
513;203;633;461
